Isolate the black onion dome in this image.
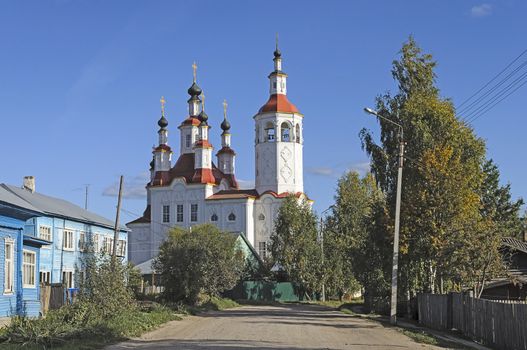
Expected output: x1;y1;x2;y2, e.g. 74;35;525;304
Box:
274;48;281;58
221;117;231;131
158;115;168;128
187;82;202;96
199;110;209;123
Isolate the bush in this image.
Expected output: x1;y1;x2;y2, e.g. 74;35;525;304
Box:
154;224;245;304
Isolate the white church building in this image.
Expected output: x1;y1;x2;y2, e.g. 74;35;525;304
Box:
127;45;310;265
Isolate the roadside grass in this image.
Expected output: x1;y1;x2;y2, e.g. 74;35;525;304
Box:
173;296;240;315
0;304;181;350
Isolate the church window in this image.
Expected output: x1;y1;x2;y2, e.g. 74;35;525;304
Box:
265;122;275;142
273;82;277;89
228;212;236;221
190;204;198;222
258;213;265;221
281;122;291;142
186;134;191;148
176;204;184;222
162;205;170;223
255;125;259;143
211;213;218;222
258;241;268;259
296;124;301;143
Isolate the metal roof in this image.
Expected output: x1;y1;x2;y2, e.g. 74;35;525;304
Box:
0;184;127;231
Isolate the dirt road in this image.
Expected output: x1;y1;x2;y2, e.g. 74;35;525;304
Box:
107;304;444;349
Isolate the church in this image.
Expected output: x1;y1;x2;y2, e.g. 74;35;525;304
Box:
127;45;310;266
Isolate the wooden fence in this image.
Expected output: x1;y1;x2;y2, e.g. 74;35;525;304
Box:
418;292;527;350
40;284;66;314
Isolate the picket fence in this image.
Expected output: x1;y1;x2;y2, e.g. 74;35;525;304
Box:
418;293;527;350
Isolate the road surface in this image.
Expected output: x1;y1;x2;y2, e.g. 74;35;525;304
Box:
107;304;445;349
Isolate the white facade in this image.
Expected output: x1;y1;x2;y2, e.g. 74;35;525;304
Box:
127;47;310;266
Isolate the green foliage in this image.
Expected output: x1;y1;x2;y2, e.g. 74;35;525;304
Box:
359;36;511;300
326;172;391;311
0;255;178;348
154;224;246;304
270;195;322;297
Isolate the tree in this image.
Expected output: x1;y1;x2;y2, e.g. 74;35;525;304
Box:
153;224;245;304
359;36;503;299
480;159;524;239
270;195;322;297
325;172;391;309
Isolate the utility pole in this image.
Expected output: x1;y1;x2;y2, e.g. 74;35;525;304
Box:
112;176;124;260
319;205;334;302
84;184;89;210
364;107;404;325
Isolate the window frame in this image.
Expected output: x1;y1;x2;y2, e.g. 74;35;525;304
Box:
162;205;170;223
78;231;86;251
176;204;184;222
228;212;236;222
39;225;52;242
62;270;74;289
40;271;51;285
4;239;14;294
190;204;198;222
211;213;218;222
62;229;75;251
22;250;36;288
258;241;268;259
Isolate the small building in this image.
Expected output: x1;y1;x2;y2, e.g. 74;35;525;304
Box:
1;178;128;290
0;185;49;318
481;237;527;300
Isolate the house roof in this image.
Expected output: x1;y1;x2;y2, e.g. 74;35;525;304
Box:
0;185;43;220
127;205;151;225
502;237;527;254
0;184;127;231
135;258;155;274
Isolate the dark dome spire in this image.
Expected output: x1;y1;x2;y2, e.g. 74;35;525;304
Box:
274;32;281;58
158;115;168;128
199;110;208;123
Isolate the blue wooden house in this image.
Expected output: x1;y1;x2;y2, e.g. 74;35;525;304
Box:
0;186;49;318
1;182;129;290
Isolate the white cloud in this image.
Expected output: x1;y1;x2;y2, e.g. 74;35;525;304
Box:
237;179;255;189
471;4;492;17
347;162;371;175
102;172;149;199
307;167;335;176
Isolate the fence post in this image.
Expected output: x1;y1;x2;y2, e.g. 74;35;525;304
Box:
446;292;453;330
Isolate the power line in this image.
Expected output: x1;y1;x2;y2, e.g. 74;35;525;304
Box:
457;48;527;111
458;59;527;117
462;69;527;123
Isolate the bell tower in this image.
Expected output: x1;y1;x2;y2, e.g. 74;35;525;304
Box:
254;40;304;195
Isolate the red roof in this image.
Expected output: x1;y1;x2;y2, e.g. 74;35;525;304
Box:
194;140;213;149
127;205;151;225
259;94;299;114
192;168;216;184
207;189;259;200
149;153;238;188
216;146;236;156
179;117;201;127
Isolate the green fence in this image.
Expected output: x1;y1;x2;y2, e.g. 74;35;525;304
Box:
228;281;306;302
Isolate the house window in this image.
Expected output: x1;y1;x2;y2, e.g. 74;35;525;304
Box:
22;250;36;288
40;271;51;285
258;242;268;259
4;239;14;293
78;231;86;251
62;271;73;289
176;204;184;222
63;229;74;250
102;236;113;254
186;134;191;148
190;204;198;222
162;205;170;223
211;213;218;222
92;234;100;253
228;212;236;221
39;226;52;241
117;240;126;257
281;122;291;142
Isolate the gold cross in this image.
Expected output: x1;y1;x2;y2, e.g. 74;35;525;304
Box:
223;99;228;118
192;61;197;82
202;91;206;111
160;96;166;116
276;32;279;51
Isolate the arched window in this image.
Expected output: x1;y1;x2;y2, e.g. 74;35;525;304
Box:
258;213;265;221
281;122;291;142
295;124;301;143
211;213;218;222
228;212;236;221
265;122;275;142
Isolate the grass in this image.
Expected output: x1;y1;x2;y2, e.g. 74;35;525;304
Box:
183;296;240;315
0;304;181;350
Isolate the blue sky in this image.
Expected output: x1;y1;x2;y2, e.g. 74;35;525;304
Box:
1;0;526;223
